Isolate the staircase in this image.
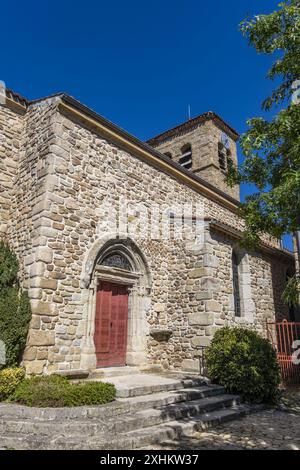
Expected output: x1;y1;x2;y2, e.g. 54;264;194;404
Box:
0;374;257;450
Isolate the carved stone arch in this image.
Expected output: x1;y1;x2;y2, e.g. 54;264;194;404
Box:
81;234;152;289
80;236;152;371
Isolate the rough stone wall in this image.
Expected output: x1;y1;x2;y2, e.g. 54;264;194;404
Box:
0;98;294;374
0;104;24;238
151;120;240;200
146;226;291;372
1;100;67;374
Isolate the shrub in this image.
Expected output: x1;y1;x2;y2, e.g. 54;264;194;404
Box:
0;242;32;369
62;381;117;407
12;375;116;407
0;241;18;289
205;326;280;403
0;288;32;368
0;367;25;401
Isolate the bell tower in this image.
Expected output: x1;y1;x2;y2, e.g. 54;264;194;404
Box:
147;112;240;201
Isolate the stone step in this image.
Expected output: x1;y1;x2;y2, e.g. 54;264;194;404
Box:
100;374;210;398
121;405;259;451
110;394;241;434
0;384;224;421
0;393;239;438
89;365;163;379
120;384;226;412
88;366;141;379
0;404;258;450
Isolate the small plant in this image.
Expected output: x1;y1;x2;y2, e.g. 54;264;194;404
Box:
0;367;25;401
12;375;116;407
205;326;280;403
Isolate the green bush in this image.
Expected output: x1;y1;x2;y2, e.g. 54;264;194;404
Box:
205;327;280;403
12;375;116;407
0;241;18;289
0;242;32;369
0;367;25;401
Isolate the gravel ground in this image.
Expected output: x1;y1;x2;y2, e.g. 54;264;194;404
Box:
151;388;300;450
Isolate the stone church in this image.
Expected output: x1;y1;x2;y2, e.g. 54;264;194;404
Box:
0;88;295;376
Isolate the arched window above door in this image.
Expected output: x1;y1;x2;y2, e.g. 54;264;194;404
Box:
101;253;132;271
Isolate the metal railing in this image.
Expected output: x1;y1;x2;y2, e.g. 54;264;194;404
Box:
266;320;300;385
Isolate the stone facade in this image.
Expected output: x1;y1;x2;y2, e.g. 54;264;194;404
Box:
0;90;295;375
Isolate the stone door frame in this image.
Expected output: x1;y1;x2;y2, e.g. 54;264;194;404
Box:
80;236;152;371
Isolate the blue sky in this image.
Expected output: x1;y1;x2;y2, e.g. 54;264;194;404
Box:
1;0;292;249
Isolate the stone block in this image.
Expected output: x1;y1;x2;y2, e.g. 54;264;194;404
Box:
28;288;43;299
24;254;35;266
31;300;56;316
23;346;37;361
25;360;46;375
205;326;219;336
29;262;45;277
182;359;200;373
205;300;222;313
36;278;58;290
196;336;212;347
188;312;214;326
56;325;67;334
35;247;53;263
200;276;219;290
196;291;213;301
40;227;59;238
203;254;219;268
189;267;212;279
30;315;41;329
36;350;49;360
28;330;55;346
153;303;165;312
191;335;207;347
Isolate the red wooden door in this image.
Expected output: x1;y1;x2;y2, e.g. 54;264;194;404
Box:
94;281;129;367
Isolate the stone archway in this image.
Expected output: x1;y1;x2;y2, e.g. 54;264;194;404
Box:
80;236;152;371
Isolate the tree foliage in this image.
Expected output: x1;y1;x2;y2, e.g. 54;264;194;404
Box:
227;1;300;250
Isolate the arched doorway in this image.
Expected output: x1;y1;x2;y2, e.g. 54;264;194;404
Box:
80;237;152;370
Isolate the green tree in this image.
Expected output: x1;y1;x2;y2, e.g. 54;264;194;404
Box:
227;0;300;304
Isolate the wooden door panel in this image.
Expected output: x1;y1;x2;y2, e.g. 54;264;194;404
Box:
94;281;128;367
